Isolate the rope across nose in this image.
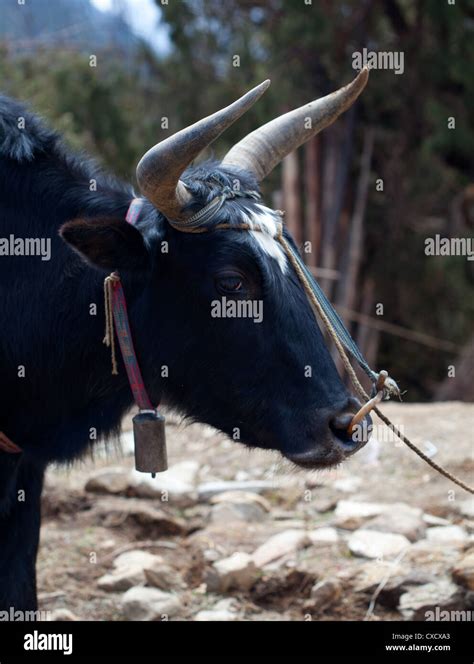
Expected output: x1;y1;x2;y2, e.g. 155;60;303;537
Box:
347;391;383;435
347;370;388;435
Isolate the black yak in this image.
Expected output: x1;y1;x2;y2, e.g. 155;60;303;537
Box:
0;69;370;610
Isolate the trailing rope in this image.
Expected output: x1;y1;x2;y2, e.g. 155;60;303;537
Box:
167;194;472;494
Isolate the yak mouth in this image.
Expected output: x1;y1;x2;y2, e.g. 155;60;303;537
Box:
283;441;346;470
285;453;345;470
281;413;372;471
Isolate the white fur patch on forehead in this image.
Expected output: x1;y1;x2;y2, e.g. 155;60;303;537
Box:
240;204;287;273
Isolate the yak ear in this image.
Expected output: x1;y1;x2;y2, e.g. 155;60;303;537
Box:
59;216;150;271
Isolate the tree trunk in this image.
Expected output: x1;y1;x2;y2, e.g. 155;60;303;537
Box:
319;110;355;297
319;127;340;297
304;136;320;266
336;127;374;314
435;335;474;402
282;151;302;245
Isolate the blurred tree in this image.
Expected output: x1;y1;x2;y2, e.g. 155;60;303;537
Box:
0;44;165;180
0;0;472;399
157;0;474;401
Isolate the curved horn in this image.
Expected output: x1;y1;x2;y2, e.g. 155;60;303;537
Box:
136;80;270;221
222;68;369;181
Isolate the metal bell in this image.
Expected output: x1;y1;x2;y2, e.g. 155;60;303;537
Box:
132;410;168;475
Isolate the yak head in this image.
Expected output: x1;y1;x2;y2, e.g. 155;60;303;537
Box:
61;69;373;469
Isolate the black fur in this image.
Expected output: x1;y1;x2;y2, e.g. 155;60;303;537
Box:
0;95;357;611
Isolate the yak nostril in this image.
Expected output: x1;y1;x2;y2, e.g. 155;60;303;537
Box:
331;412;354;431
329;412;357;446
329;410;372;448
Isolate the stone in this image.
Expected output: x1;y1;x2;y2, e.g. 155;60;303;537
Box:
457;499;474;519
452;551;474;590
252;530;310;567
304;579;342;611
422;513;451;527
85;467;130;495
311;496;338;513
129;461;200;504
203;549;220;563
334;501;387;529
399;580;465;620
234;470;251;481
121;586;182;621
210;501;267;524
194;608;239;621
426;525;468;544
194;598;240;621
144;562;186;591
114;550;163;570
198;480;276;501
98;550;165;592
308;527;340;545
49;609;79;621
364;510;425;542
272;519;306;532
333;477;363;493
98;566;145;592
214;598;239;611
352;561;432;609
211;490;271;511
348;529;410;559
96;499;185;536
405;539;466;567
251;569;316;603
353;561;409;593
335;501;422;530
206;552;259;593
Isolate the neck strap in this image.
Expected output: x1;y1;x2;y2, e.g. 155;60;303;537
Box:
103;198;155;412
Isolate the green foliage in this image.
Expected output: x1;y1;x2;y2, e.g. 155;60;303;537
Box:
0;45;162;180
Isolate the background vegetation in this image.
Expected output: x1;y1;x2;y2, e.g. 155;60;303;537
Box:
1;0;473;400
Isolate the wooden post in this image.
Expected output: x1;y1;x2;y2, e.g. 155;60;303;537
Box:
304;136;320;267
282;151;302;246
318;127;339;297
355;277;376;360
336;127;375;313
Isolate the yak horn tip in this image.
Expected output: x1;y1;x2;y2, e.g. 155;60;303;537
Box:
339;66;369;99
250;79;271;97
356;66;369;84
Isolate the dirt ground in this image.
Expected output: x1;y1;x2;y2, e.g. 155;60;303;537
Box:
38;401;474;621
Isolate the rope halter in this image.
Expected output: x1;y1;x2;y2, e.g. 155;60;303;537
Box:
158;187;472;495
166;186;401;418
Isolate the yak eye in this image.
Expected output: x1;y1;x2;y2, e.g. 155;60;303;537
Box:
215;272;246;296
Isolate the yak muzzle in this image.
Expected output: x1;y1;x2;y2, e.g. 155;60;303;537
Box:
285;397;372;469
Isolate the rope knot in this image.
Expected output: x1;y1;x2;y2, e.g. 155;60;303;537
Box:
373;370;401;401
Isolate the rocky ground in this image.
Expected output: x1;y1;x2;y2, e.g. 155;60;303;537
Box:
38;401;474;622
